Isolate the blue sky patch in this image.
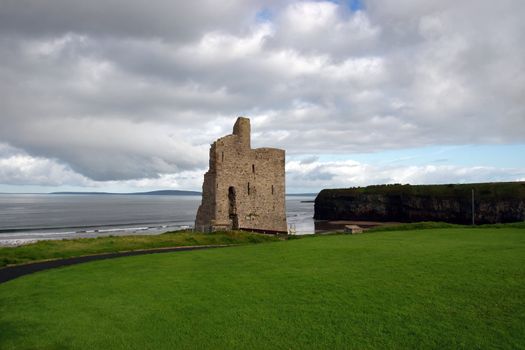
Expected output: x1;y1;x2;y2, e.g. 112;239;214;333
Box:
255;8;273;23
349;0;364;11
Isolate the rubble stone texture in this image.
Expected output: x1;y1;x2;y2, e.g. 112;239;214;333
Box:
195;117;287;233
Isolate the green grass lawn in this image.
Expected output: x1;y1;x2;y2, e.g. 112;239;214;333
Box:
1;228;524;349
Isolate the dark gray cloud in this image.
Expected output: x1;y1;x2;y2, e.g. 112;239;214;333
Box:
0;0;260;40
0;0;524;187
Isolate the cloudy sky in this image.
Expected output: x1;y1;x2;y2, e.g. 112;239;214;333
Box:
0;0;524;193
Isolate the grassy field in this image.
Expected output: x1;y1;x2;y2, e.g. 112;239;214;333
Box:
0;230;281;268
366;220;525;232
1;227;524;349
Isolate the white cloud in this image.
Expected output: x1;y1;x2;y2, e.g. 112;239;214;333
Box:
0;144;90;186
107;171;205;191
286;159;525;192
2;142;523;193
180;23;273;62
274;1;380;55
0;143;206;191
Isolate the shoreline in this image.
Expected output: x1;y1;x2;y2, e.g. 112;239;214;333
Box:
0;220;400;247
0;224;191;247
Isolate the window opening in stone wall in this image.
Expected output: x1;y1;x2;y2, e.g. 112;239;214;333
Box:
271;185;274;195
247;182;250;195
228;186;239;230
252;164;255;173
222;152;224;162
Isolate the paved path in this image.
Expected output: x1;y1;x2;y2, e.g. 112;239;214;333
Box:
0;245;230;284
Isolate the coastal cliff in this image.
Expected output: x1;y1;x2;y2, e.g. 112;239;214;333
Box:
314;182;525;224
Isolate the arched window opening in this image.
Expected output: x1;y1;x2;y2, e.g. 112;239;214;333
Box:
228;186;238;230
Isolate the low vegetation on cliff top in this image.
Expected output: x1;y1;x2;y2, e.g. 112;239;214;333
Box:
1;227;524;349
317;181;525;199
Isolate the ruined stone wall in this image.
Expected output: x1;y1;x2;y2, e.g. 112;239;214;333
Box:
195;117;287;233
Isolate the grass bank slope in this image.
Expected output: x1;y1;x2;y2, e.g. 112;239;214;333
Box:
0;231;280;268
1;228;524;349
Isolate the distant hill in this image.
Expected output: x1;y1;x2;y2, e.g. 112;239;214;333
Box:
50;190;202;196
50;190;318;196
133;190;202;196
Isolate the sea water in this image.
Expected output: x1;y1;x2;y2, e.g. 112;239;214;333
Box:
0;194;316;244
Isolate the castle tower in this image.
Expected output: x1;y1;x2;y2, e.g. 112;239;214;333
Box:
195;117;287;233
232;117;250;149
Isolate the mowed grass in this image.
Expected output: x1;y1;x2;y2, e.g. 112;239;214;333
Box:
1;228;524;349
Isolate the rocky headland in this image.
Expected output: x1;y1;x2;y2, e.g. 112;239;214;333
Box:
314;182;525;225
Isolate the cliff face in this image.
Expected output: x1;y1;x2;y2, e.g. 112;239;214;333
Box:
314;182;525;225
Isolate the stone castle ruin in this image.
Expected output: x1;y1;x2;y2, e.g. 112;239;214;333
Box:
195;117;287;233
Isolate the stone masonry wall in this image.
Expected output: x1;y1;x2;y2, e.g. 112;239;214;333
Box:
195;117;287;233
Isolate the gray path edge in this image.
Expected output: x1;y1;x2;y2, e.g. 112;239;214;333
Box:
0;245;232;284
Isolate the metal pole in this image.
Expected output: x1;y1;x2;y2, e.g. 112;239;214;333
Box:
471;188;475;225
